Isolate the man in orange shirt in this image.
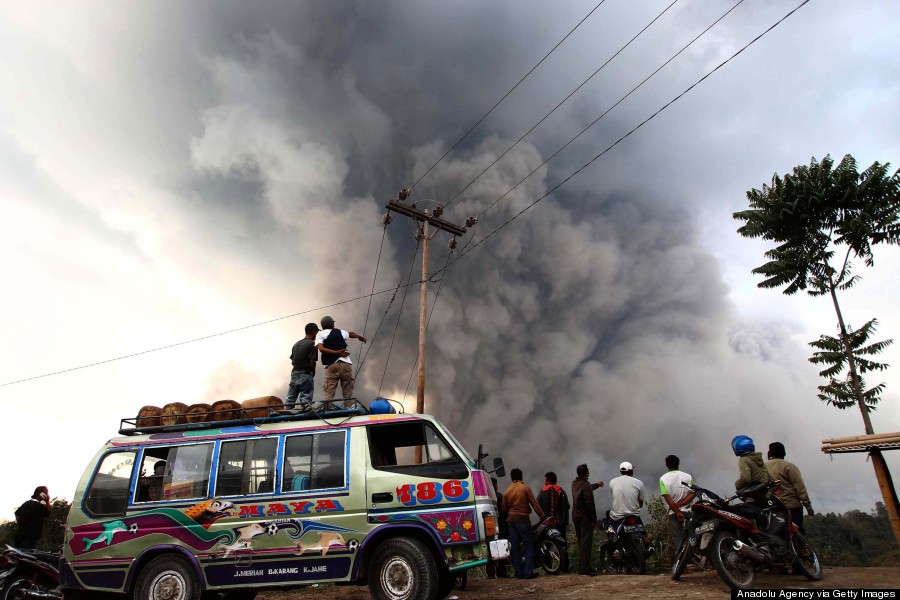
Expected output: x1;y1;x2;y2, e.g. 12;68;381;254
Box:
502;468;545;579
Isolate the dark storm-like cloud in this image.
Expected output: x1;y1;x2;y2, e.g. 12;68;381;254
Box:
5;0;888;512
167;1;897;507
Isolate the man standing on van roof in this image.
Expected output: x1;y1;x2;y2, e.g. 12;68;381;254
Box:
315;316;367;408
286;323;324;410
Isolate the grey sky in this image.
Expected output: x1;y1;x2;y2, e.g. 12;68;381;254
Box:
1;0;898;518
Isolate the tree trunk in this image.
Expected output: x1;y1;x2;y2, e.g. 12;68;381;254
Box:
828;284;875;435
828;285;899;547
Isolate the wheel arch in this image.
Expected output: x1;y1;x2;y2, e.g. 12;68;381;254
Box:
352;524;447;584
125;544;207;596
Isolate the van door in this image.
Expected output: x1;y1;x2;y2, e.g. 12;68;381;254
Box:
365;421;475;547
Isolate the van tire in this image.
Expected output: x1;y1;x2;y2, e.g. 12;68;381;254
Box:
369;537;438;600
134;554;201;600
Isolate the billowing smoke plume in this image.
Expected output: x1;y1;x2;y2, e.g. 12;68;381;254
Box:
2;0;896;515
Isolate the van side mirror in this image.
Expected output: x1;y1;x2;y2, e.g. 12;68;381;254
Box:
491;457;505;478
475;444;488;470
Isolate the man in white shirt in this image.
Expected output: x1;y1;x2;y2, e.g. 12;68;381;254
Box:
314;315;367;408
609;461;645;520
659;455;696;549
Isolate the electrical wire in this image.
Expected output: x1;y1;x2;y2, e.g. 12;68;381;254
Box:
377;236;422;396
355;219;390;375
474;0;745;221
356;239;421;374
403;246;454;402
1;0;811;390
442;0;680;210
407;0;608;193
432;0;813;279
1;283;416;388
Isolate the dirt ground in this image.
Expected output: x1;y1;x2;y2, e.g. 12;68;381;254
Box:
259;567;900;599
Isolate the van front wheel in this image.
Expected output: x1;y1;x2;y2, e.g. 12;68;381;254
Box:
134;554;201;600
369;537;438;600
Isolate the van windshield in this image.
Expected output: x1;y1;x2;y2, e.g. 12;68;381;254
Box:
368;421;467;479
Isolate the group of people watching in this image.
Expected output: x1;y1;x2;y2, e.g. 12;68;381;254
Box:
285;316;366;411
489;436;813;578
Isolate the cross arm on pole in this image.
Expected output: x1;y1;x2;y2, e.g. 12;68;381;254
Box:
385;201;467;237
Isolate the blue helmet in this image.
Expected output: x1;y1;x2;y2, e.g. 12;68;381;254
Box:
731;435;755;456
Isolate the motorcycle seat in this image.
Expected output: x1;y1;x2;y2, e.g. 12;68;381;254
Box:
729;502;762;519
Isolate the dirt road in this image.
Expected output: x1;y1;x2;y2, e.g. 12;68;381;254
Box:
260;567;900;599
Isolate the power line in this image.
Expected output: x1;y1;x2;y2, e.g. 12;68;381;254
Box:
403;247;454;402
433;0;813;278
2;0;811;390
357;239;421;375
407;0;608;193
474;0;745;221
356;215;391;368
443;0;680;210
377;238;422;396
1;282;421;388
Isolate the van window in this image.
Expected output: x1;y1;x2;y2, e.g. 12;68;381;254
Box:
282;431;346;492
85;451;136;516
135;444;213;502
216;438;278;496
368;422;467;479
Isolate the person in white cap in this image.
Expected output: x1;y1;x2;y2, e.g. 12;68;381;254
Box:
608;461;645;521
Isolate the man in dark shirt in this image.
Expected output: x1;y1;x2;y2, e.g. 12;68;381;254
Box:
285;323;320;410
15;486;51;549
571;463;604;576
537;471;571;572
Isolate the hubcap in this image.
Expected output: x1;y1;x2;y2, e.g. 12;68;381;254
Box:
381;557;414;599
150;570;187;600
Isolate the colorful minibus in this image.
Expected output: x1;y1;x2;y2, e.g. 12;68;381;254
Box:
61;404;508;600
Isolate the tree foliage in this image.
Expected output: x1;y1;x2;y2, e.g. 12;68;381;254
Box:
734;154;900;421
734;154;900;296
805;502;899;566
809;318;892;410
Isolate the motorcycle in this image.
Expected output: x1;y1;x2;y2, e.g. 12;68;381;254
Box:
670;481;823;590
502;517;566;577
598;512;649;575
533;517;566;575
0;545;62;600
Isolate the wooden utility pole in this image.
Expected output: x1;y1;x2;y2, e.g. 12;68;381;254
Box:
386;190;467;434
417;218;429;417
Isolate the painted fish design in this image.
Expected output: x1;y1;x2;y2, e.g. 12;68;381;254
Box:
295;532;345;556
82;520;133;552
219;522;267;558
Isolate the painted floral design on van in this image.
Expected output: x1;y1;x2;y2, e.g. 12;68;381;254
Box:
372;509;477;545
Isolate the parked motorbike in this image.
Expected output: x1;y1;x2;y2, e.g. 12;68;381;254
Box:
0;545;62;600
670;481;822;589
533;517;566;575
599;512;649;575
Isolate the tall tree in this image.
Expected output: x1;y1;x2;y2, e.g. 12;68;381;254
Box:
734;153;900;544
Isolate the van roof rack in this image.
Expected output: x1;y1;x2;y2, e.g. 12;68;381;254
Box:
118;398;371;436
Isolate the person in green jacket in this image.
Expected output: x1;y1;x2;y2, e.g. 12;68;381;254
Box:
731;435;769;503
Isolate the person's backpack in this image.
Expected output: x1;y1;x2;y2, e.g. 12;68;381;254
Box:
320;329;347;366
